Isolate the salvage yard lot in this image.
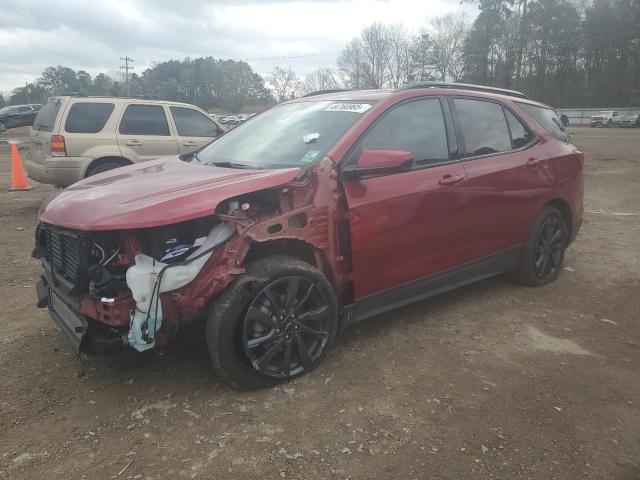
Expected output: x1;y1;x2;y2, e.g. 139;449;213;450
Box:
0;128;639;479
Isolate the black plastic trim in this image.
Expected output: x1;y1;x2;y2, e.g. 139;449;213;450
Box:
340;246;521;331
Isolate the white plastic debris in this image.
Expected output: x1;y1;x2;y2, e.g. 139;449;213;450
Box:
126;221;236;351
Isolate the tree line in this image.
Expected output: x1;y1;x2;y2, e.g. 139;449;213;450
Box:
2;0;638;110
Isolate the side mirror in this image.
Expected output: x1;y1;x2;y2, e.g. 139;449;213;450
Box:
342;149;414;180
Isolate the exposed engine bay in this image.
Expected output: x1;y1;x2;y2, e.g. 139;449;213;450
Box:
34;212;237;352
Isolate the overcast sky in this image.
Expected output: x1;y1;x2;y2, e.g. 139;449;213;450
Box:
0;0;477;94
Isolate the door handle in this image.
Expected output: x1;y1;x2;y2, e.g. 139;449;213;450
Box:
439;174;463;185
126;140;142;147
183;141;198;147
527;157;540;167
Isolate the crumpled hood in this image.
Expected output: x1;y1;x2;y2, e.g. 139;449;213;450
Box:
39;157;301;231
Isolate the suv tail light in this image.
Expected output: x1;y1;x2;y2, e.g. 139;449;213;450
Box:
50;135;66;157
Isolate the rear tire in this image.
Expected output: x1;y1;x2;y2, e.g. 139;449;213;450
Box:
511;206;568;286
206;255;339;390
85;159;128;177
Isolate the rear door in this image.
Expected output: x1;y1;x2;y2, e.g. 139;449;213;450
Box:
61;101;118;157
116;104;178;162
449;97;553;259
168;106;222;154
342;97;469;299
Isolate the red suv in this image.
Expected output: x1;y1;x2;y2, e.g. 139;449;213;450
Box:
34;83;583;389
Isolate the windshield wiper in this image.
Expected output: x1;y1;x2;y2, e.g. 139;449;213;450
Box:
211;161;260;169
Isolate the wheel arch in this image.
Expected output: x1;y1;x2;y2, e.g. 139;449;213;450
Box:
546;197;573;239
84;156;132;177
243;238;321;270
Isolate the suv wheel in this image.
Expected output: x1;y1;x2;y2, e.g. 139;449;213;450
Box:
86;159;128;177
206;255;339;390
512;206;568;286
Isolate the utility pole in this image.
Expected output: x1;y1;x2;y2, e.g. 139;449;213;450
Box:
120;56;134;96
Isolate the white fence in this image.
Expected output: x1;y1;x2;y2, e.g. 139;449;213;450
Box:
556;107;640;126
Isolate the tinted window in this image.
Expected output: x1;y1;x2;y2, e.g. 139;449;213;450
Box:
454;99;511;156
170;107;219;137
33;100;62;132
518;103;569;142
65;103;115;133
505;109;534;149
119;104;170;136
355;98;449;166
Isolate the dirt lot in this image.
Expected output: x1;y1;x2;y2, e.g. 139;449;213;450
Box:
0;127;639;480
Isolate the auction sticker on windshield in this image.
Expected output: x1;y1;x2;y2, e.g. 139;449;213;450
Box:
324;103;372;114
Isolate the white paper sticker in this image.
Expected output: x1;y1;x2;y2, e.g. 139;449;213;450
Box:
324;103;372;114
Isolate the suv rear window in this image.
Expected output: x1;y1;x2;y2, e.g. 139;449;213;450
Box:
33;100;62;132
119;104;170;136
65;103;115;133
517;103;570;142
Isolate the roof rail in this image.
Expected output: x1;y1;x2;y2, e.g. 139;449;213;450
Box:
397;81;528;99
302;88;353;98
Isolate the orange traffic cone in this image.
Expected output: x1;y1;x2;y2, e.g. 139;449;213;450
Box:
9;143;32;191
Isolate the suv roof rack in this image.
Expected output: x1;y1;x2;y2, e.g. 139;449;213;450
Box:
302;89;353;98
397;81;528;99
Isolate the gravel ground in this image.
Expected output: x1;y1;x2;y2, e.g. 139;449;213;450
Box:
0;127;639;480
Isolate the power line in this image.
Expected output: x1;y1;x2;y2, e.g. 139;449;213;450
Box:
120;56;134;95
244;51;342;62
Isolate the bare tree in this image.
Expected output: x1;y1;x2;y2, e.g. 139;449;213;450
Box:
302;67;341;95
360;23;391;88
338;38;367;88
268;66;300;102
386;24;413;87
429;13;469;82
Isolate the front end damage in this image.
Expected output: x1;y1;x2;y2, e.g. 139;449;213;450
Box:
33;159;351;354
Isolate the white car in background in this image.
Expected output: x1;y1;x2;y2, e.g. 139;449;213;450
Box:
590;110;622;127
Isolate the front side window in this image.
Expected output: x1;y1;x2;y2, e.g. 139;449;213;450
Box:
454;98;511;156
196;101;372;168
119;104;170;136
65;103;115;133
170;107;220;137
352;98;449;167
518;103;570;143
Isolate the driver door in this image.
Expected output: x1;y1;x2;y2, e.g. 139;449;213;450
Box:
341;97;470;299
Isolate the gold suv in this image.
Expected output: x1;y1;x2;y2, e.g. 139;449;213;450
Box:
27;96;223;187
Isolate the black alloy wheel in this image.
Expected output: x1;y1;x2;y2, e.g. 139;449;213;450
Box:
510;206;568;287
533;216;566;280
206;255;338;390
242;276;330;378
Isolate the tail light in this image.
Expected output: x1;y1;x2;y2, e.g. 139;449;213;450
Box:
50;135;66;157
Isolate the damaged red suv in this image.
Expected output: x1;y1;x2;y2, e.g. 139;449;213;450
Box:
34;83;583;389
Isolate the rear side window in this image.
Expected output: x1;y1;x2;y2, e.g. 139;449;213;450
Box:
454;99;511;156
517;103;569;142
33;100;62;132
119;104;170;136
170;107;219;137
355;98;449;167
505;109;535;149
65;103;114;133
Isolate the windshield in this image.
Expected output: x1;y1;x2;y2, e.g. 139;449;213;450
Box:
196;100;373;169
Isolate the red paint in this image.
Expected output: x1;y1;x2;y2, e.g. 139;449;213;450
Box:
39;157;300;230
40;86;583;337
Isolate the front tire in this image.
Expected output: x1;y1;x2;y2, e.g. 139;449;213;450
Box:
512;206;568;286
206;255;339;390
